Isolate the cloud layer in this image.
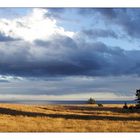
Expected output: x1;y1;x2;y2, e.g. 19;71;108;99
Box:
0;8;139;98
0;8;140;78
0;34;140;77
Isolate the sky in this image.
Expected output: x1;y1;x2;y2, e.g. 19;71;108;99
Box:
0;8;140;100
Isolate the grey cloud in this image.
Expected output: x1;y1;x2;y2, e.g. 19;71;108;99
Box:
45;8;79;23
78;8;117;18
16;21;30;29
95;8;117;19
35;35;77;49
0;32;18;42
82;29;118;39
98;8;140;38
0;79;9;83
79;8;140;39
0;35;140;78
94;8;125;20
45;8;65;19
0;75;138;97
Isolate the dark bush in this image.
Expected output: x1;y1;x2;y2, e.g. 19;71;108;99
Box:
88;97;96;104
98;103;103;107
129;105;134;110
123;102;128;109
135;104;140;109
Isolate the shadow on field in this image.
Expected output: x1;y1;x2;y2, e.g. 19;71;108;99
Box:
46;114;140;121
0;107;47;117
63;105;140;113
0;107;140;121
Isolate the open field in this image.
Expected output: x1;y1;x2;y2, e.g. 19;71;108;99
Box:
0;103;139;132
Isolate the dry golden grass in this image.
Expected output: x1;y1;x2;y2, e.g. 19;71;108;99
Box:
0;103;139;132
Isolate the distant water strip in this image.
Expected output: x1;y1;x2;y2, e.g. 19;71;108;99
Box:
0;100;136;105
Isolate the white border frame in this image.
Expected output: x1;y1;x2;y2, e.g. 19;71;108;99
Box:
0;0;140;7
0;0;139;140
0;133;140;140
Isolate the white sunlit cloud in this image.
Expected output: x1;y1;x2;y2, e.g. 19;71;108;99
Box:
0;8;74;42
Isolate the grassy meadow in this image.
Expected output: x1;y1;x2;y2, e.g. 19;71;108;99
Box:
0;103;139;132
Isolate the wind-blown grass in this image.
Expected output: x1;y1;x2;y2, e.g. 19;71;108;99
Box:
0;104;139;132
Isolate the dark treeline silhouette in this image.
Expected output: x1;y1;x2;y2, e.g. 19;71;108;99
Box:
136;89;140;108
123;89;140;110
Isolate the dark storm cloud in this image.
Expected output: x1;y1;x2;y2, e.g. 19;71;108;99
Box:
79;8;140;39
0;32;17;42
0;35;140;78
35;35;77;49
82;29;118;39
96;8;140;38
78;8;117;18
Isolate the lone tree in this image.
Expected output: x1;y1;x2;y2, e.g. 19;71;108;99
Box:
88;97;96;104
123;102;128;109
135;89;140;108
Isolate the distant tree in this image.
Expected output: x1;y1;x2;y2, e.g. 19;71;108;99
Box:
135;89;140;108
123;102;128;109
88;97;96;104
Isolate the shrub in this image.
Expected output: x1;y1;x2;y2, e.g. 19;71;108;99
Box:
98;103;103;107
88;97;96;104
135;104;140;109
123;102;128;109
129;105;134;110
